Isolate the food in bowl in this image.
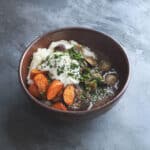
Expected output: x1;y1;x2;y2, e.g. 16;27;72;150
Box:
27;40;119;111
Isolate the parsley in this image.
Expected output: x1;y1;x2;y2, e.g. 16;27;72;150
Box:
54;54;59;59
47;60;52;68
57;66;64;75
68;47;83;61
45;56;49;61
54;54;63;59
70;63;78;69
67;72;74;77
80;67;91;81
80;93;86;100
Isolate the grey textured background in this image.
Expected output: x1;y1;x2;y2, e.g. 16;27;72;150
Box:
0;0;150;149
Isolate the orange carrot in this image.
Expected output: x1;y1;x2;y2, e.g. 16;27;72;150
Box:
52;102;67;111
33;73;49;93
30;69;45;79
47;80;64;100
63;85;75;105
28;83;40;97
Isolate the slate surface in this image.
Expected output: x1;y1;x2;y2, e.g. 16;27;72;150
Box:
0;0;149;149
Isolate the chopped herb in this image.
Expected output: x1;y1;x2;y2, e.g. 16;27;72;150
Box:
57;66;64;75
45;56;49;61
48;73;53;81
82;67;90;74
80;93;86;100
68;47;83;61
80;72;91;81
47;60;53;68
70;63;78;69
54;55;59;59
68;72;74;77
54;54;63;59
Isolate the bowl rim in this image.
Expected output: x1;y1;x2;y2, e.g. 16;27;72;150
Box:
19;27;130;115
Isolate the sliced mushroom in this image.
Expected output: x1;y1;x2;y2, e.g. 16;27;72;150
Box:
92;73;105;85
93;73;103;79
99;60;111;71
85;80;97;90
85;56;97;66
105;74;118;85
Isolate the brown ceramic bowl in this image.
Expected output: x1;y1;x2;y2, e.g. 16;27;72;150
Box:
19;27;130;120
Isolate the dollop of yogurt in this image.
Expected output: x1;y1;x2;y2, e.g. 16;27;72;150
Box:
38;52;80;86
27;40;96;86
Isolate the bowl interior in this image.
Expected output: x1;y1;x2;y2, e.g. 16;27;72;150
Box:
20;27;129;114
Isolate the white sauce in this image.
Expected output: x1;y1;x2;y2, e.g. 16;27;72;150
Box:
38;52;80;86
27;40;96;86
27;48;53;84
70;40;79;46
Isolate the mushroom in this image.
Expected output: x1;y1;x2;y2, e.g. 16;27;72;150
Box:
99;60;111;71
93;73;103;79
92;73;105;85
85;80;97;90
105;74;118;85
85;56;97;66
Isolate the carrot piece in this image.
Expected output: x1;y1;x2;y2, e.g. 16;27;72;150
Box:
30;69;45;79
28;83;40;97
63;85;75;105
52;102;67;111
33;73;49;93
47;80;64;100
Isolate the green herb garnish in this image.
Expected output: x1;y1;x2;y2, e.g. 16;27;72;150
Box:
70;63;79;69
67;72;74;77
68;47;83;61
57;66;64;75
54;54;63;59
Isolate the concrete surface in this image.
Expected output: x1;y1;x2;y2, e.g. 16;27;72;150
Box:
0;0;150;149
